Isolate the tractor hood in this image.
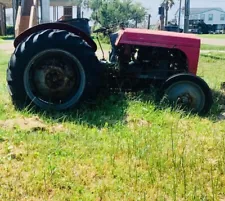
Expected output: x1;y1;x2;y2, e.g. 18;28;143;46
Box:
116;28;201;75
116;28;201;48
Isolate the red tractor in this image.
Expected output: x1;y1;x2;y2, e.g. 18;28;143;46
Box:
7;18;213;115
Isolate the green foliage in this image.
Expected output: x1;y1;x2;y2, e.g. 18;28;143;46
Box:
6;26;14;36
161;0;175;25
162;0;175;9
0;26;14;37
93;38;111;52
89;0;147;27
97;33;110;44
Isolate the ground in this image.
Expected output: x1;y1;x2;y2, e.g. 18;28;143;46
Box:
0;37;225;200
198;34;225;39
0;40;13;54
201;38;225;46
198;34;225;47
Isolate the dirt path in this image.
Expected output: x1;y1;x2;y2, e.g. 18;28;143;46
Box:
0;41;14;54
201;38;225;46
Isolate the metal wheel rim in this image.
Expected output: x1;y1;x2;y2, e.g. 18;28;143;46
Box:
164;80;205;113
24;49;86;110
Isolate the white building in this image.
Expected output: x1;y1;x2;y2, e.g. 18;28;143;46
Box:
5;8;13;26
5;6;92;26
189;8;225;30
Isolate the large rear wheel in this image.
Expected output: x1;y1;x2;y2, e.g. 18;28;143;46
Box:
7;29;101;111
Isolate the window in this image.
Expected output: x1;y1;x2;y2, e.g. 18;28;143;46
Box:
208;14;213;21
200;14;205;21
220;14;225;21
64;6;72;16
193;15;198;20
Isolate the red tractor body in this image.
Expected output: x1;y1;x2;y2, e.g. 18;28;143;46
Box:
116;28;201;75
6;20;213;115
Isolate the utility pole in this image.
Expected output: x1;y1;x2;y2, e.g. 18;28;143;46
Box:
184;0;190;33
147;14;151;29
165;1;169;26
159;5;165;30
178;0;182;29
77;5;81;18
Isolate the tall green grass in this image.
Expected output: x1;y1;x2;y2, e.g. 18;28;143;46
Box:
0;50;225;200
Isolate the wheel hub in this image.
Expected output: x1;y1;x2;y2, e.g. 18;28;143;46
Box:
23;48;86;110
164;80;205;113
45;67;68;90
177;93;193;106
30;55;80;103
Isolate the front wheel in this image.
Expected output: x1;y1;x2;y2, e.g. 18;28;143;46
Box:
161;74;213;115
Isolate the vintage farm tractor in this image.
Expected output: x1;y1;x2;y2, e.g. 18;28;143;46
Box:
6;18;213;115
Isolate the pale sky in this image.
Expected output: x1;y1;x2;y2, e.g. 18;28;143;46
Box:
135;0;225;24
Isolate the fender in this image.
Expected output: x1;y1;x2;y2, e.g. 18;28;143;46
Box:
14;23;97;52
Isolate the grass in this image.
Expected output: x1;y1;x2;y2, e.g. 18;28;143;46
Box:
0;35;14;40
201;44;225;51
94;39;111;52
198;34;225;39
0;49;225;200
0;36;13;45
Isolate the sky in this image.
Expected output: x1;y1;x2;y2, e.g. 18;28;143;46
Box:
5;0;225;26
135;0;225;24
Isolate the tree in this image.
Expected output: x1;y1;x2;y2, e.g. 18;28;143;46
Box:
162;0;175;26
89;0;146;28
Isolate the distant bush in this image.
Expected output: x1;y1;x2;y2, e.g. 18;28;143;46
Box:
6;26;14;35
99;34;110;44
92;33;110;44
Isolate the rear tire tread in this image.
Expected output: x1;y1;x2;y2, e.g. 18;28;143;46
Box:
7;29;101;110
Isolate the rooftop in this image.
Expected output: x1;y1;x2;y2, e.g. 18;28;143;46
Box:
190;7;225;14
0;0;79;8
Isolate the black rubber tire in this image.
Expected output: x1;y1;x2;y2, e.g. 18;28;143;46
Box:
7;29;102;111
161;73;213;115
